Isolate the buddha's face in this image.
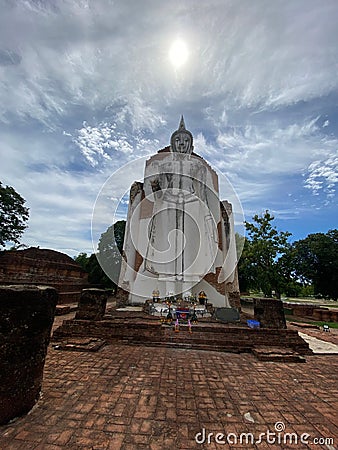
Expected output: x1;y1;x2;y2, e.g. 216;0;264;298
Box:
173;131;192;153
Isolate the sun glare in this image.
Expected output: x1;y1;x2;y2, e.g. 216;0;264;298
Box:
169;39;188;68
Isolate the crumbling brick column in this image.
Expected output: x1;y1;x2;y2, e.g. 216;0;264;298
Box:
313;309;323;320
331;311;338;322
320;309;331;322
228;290;241;311
0;285;57;425
114;287;129;308
253;297;287;329
75;288;108;320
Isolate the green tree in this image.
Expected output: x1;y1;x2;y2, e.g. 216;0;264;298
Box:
286;230;338;300
0;182;29;248
74;220;127;290
97;220;126;285
74;252;116;289
237;238;255;293
239;210;291;297
74;252;89;270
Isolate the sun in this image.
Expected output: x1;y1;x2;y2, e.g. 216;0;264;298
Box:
169;39;188;68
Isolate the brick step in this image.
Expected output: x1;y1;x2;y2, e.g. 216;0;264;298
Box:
130;335;249;347
120;339;251;353
158;342;250;353
52;319;313;356
252;347;306;363
255;354;306;363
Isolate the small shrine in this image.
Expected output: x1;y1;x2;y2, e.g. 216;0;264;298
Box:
148;289;210;324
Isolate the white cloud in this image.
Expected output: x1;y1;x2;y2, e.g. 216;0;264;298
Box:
207;116;334;175
73;122;116;167
1;1;338;126
72;117;162;167
193;116;338;213
111;96;167;132
305;156;338;196
1;0;338;254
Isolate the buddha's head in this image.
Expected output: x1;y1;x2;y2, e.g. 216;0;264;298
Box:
170;116;193;154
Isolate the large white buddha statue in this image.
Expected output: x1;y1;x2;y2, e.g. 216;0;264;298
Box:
119;117;240;308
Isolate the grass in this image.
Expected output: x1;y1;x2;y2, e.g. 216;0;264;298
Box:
310;321;338;329
241;294;338;308
282;297;338;307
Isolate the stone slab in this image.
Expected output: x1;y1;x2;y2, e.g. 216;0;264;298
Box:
52;338;106;352
116;306;143;312
298;332;338;354
215;307;240;323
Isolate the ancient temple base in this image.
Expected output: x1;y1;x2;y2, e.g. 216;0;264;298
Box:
53;290;310;359
53;314;312;357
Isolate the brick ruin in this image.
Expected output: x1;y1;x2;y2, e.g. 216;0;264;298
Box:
0;285;57;425
253;297;287;329
75;289;108;321
53;290;312;358
0;247;89;304
284;302;338;322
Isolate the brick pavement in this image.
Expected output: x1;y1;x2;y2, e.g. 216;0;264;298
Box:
0;343;337;450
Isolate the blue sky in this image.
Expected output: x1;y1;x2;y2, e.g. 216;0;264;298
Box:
0;0;337;256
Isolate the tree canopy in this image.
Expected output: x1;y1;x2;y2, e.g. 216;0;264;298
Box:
97;220;126;285
238;210;291;297
0;182;29;248
74;252;116;289
285;230;338;300
75;220;126;290
238;210;337;300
